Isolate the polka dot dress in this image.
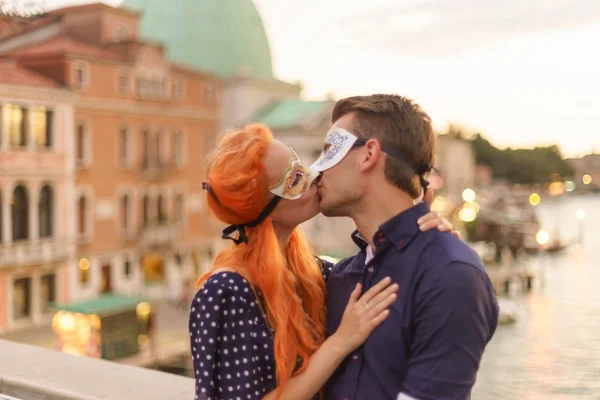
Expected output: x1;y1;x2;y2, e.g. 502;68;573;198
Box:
190;260;334;400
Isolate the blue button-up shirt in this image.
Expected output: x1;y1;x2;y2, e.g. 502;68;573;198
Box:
325;202;499;400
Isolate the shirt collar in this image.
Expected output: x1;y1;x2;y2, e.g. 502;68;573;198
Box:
350;202;431;251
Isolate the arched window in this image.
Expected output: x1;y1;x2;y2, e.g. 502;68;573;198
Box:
121;194;130;231
12;185;29;241
77;196;87;236
157;194;166;223
39;185;53;238
142;195;150;227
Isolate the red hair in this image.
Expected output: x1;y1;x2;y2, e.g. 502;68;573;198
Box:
197;124;327;397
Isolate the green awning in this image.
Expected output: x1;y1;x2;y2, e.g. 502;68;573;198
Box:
52;294;148;315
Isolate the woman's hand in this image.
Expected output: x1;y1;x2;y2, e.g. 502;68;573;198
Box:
418;211;461;238
330;277;399;354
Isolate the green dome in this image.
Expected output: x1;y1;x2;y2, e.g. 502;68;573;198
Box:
122;0;274;79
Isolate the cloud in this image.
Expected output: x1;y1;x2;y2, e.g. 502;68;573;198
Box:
337;0;600;55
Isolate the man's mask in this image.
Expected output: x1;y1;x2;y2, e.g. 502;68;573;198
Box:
311;128;365;172
269;149;319;200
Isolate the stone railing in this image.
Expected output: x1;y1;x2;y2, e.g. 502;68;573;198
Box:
0;340;194;400
0;237;70;269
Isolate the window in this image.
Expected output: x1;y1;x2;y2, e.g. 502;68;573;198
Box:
173;130;184;167
77;196;87;236
100;264;113;294
120;194;130;232
204;83;215;103
39;185;53;238
155;130;163;167
40;274;56;313
141;253;165;283
79;258;90;284
119;126;131;167
32;106;52;148
13;277;31;320
76;122;88;166
113;24;127;42
73;62;89;89
5;104;26;147
172;76;184;99
124;259;131;277
157;194;166;223
142;128;150;168
12;185;29;241
174;193;183;224
142;195;150;227
118;72;130;95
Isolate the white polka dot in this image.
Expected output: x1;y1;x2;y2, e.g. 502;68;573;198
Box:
208;297;213;302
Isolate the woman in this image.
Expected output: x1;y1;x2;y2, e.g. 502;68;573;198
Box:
191;124;453;400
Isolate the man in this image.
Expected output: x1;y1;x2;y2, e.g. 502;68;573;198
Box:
312;94;499;399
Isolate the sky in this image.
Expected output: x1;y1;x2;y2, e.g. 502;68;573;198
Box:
43;0;600;158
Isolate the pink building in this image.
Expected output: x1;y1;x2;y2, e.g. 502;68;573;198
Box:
0;60;76;332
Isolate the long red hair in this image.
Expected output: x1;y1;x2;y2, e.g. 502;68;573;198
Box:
197;124;327;396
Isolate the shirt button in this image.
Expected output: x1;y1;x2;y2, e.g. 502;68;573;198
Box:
367;267;374;273
352;354;359;360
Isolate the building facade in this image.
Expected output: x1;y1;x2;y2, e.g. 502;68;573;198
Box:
0;60;76;332
0;4;221;328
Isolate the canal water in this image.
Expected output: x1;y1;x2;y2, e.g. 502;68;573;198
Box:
473;194;600;400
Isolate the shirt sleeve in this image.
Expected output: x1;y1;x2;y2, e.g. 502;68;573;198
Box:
189;275;270;400
402;261;499;400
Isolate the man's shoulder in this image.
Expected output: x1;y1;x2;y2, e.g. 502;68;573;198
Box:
415;231;493;289
419;230;484;268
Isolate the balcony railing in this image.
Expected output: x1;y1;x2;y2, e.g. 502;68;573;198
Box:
0;237;70;268
139;223;181;248
0;339;194;400
140;158;171;179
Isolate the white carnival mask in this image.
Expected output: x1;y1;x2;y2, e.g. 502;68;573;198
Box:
269;149;319;200
311;128;365;172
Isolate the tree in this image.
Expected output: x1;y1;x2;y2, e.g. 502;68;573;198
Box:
469;134;574;184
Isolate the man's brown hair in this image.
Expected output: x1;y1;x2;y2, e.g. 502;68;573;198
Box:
331;94;436;197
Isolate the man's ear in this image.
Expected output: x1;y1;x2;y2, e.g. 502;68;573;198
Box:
358;139;384;173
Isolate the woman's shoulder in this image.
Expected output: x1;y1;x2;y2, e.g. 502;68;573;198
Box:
315;257;335;282
193;270;257;305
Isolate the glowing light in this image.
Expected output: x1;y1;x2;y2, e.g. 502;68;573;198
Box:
79;258;90;270
576;208;586;221
536;230;550;246
53;311;76;332
565;181;576;192
529;193;541;206
463;201;480;213
582;174;592;185
136;301;152;321
458;208;477;222
548;182;564;196
431;196;445;213
462;188;476;202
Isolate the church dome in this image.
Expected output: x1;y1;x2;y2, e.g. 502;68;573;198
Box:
122;0;274;79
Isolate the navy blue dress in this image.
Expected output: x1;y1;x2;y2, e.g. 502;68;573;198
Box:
190;260;334;400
